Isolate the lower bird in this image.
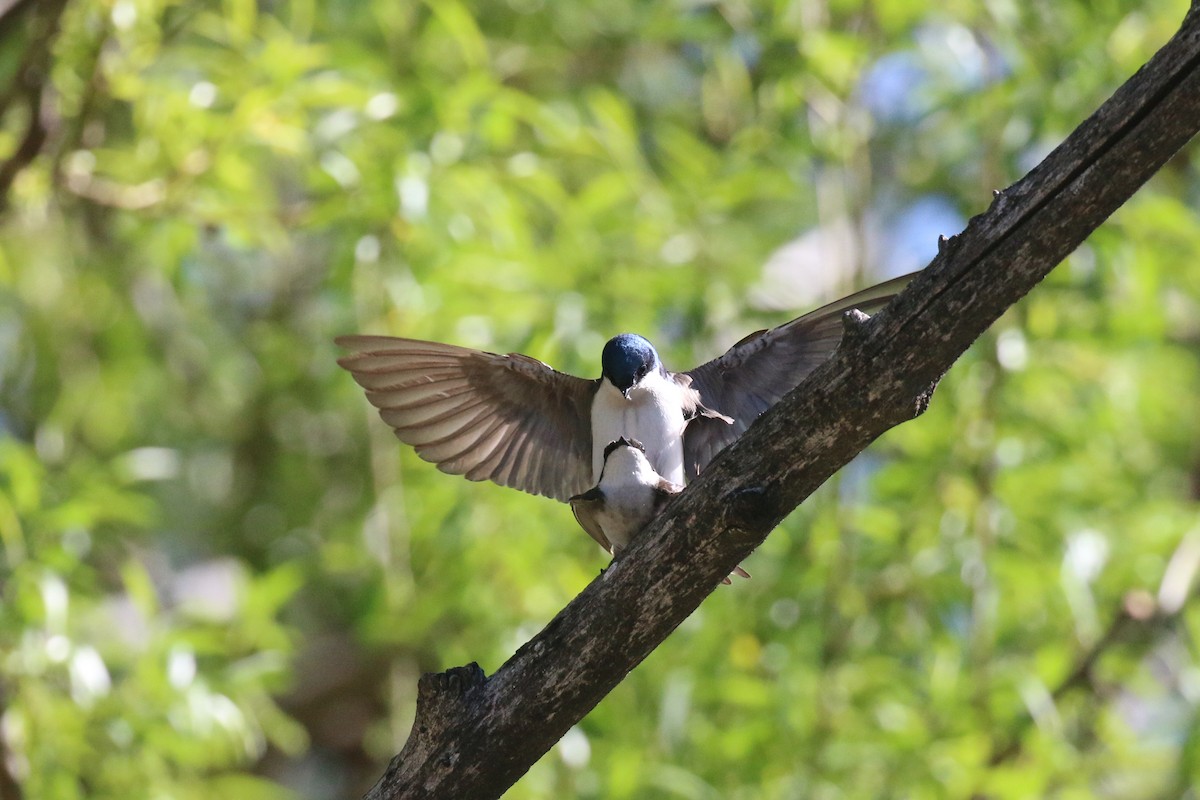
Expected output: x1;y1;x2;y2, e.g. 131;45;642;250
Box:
569;438;749;584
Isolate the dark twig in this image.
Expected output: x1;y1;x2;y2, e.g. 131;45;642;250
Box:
0;0;70;212
0;682;22;800
989;534;1200;768
987;594;1157;767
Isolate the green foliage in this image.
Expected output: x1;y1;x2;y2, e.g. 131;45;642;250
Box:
1;0;1198;797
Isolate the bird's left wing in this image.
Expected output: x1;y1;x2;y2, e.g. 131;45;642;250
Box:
337;335;596;502
681;272;914;476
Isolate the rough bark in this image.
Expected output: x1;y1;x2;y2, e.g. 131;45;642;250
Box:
368;6;1200;799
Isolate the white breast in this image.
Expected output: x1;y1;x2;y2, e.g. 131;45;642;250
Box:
591;486;655;551
593;446;664;550
590;372;687;485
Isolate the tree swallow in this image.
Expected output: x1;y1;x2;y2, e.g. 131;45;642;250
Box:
336;272;909;503
570;437;749;583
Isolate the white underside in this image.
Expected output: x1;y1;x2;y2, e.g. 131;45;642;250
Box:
590;373;687;485
593;446;664;550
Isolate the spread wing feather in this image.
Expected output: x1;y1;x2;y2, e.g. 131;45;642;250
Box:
337;335;596;502
682;272;914;475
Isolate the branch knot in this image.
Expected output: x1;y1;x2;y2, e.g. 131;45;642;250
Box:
723;486;776;535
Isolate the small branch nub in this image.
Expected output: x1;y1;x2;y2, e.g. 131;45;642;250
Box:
416;662;487;719
988;188;1010;214
912;378;940;418
840;308;872;351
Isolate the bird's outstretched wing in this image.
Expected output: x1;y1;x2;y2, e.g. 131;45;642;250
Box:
682;272;914;476
337;335;596;502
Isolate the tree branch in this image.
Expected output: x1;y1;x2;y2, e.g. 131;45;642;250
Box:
368;7;1200;798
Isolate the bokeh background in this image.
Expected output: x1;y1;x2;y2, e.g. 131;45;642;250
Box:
2;0;1200;798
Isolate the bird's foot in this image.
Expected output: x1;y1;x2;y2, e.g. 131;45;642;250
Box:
721;565;751;585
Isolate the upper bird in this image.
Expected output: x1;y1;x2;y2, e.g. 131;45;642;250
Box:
336;272;911;503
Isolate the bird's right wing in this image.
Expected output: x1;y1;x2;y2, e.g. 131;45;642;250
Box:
337;335;597;503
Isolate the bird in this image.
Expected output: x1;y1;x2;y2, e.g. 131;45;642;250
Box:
569;437;750;584
336;271;911;504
